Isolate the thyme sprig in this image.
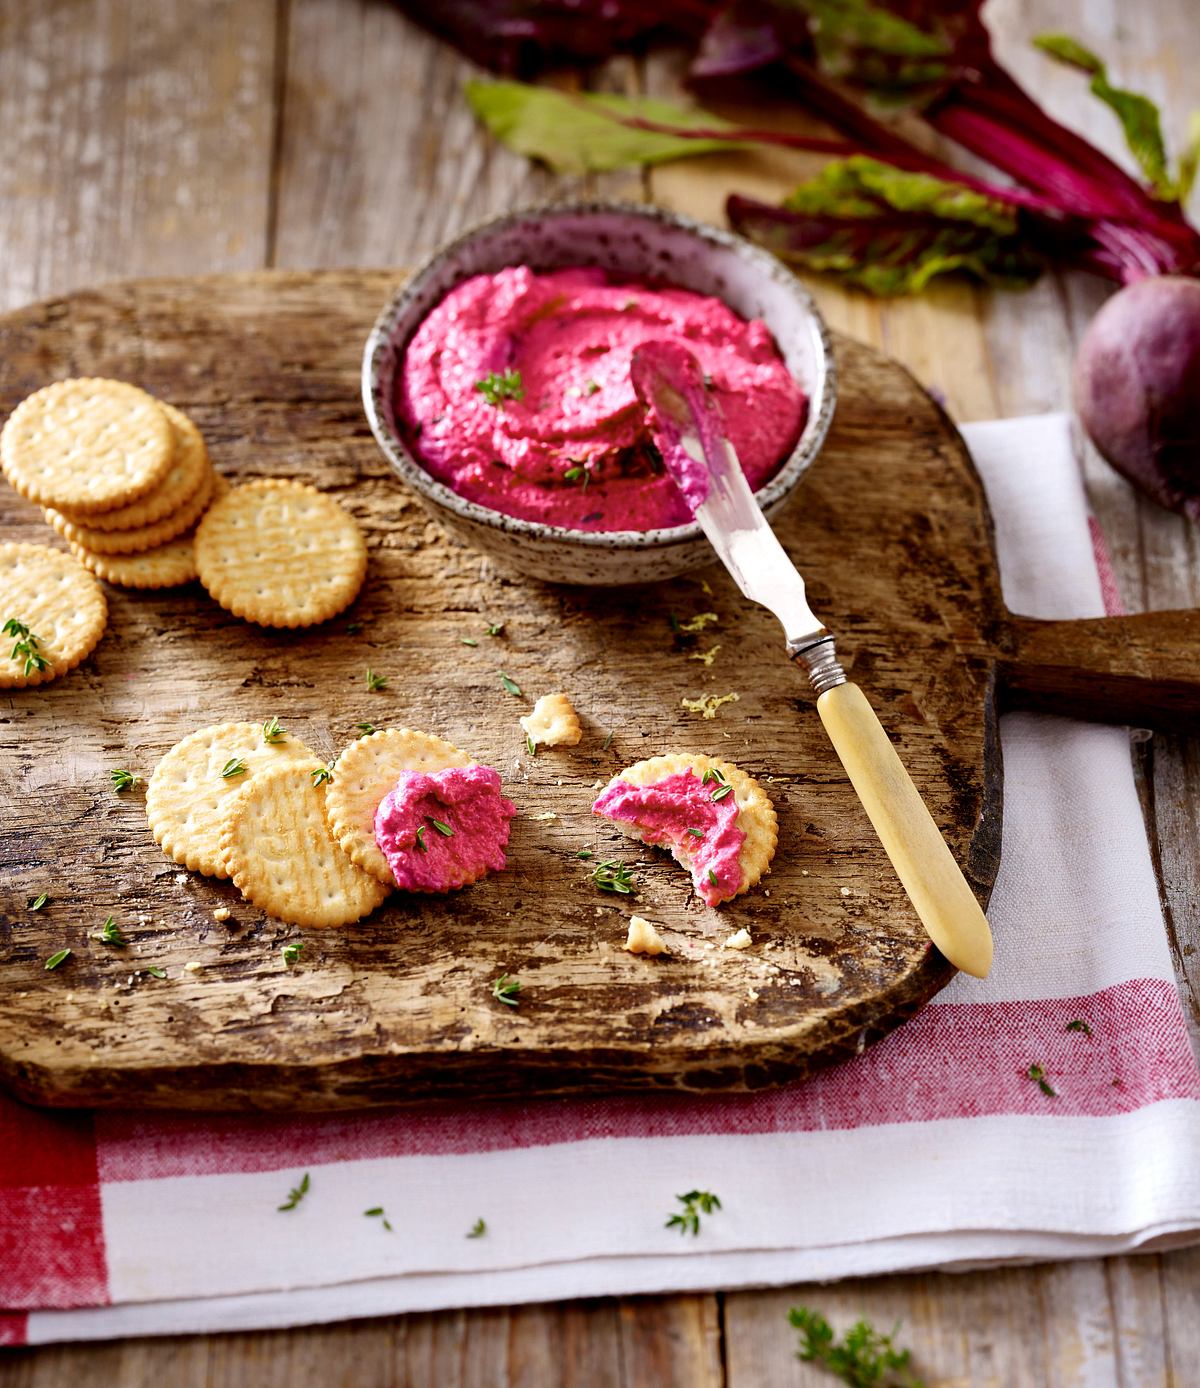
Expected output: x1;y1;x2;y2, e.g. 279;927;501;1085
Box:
475;369;524;406
95;916;125;947
492;973;521;1008
262;716;286;744
110;768;141;792
592;859;635;895
4;618;50;675
666;1190;721;1237
221;757;248;779
789;1306;923;1387
277;1172;310;1212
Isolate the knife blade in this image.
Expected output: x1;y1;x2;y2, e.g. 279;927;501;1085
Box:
631;341;993;979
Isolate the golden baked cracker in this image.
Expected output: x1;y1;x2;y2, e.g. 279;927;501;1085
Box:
194;479;367;628
597;753;777;904
146;721;318;877
70;475;228;588
50;403;209;532
71;534;198;589
323;728;470;886
520;692;583;748
0;378;173;514
219;764;391;927
47;462;215;554
0;542;107;688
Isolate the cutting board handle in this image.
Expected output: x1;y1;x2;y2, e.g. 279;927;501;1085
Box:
999;609;1200;727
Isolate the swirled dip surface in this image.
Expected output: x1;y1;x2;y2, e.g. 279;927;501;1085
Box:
593;769;744;906
374;764;516;892
398;267;807;531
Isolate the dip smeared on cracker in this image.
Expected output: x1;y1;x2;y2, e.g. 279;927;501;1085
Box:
593;753;777;907
374;765;517;893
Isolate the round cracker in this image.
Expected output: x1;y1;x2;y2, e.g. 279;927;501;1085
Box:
596;753;777;904
323;728;471;886
219;763;391;927
71;534;199;589
1;378;173;514
0;543;107;687
71;475;228;588
146;721;318;877
194;479;367;628
47;461;215;554
50;403;209;532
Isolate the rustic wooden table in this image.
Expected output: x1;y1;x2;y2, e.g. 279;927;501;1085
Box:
1;1;1197;1383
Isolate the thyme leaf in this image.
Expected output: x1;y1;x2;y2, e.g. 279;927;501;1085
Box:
110;768;141;792
277;1172;310;1212
492;973;521;1008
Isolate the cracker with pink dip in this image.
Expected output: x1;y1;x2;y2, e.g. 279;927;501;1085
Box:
593;753;776;907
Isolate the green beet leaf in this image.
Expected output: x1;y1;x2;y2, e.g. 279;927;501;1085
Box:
465;80;748;174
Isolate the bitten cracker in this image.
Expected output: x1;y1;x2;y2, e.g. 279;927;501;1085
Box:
49;402;210;532
0;378;173;514
48;462;216;554
323;728;471;886
194;479;367;627
520;692;583;749
219;763;391;927
597;753;777;904
0;542;107;687
146;720;318;877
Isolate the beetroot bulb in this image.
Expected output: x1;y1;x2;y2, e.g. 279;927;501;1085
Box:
1074;276;1200;520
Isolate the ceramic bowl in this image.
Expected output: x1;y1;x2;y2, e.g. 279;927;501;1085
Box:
362;201;835;586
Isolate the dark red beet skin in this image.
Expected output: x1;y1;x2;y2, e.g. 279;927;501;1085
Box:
1074;275;1200;521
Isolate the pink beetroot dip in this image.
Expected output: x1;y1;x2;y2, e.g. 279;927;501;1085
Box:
374;764;517;892
593;770;745;906
397;266;807;531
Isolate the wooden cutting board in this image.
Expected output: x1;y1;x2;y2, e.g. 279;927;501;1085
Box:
1;269;1197;1112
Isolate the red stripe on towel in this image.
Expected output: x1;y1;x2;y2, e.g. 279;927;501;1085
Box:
94;977;1198;1178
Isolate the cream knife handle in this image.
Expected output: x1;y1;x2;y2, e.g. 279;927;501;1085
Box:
816;681;994;978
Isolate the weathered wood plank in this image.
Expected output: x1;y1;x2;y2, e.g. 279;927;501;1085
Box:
0;0;278;314
271;2;644;270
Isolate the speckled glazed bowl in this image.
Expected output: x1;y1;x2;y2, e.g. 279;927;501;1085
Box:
362;202;835;586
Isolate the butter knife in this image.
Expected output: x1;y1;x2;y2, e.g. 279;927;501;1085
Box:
631;341;993;978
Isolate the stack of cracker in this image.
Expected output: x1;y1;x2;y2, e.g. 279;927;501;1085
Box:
147;723;470;927
0;378;222;589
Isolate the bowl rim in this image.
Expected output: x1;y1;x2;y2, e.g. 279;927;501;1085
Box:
361;199;837;551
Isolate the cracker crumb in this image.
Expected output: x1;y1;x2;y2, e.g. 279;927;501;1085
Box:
801;869;809;877
723;928;754;951
748;988;760;1000
212;906;231;922
521;692;583;749
184;961;204;973
623;915;668;956
175;872;189;885
681;692;740;720
530;811;558;822
840;886;851;897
